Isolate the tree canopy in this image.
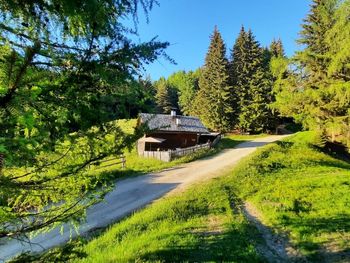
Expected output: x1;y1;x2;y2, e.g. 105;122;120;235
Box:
0;0;169;239
272;0;350;147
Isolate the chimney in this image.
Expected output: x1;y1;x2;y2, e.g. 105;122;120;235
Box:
170;109;176;118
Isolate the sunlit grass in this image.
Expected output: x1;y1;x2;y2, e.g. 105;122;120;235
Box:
72;131;350;262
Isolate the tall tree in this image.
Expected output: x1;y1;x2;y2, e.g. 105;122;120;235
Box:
273;0;350;146
230;28;274;133
154;77;173;114
0;0;169;239
193;27;232;132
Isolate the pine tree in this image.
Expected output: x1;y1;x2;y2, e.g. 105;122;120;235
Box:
297;0;337;79
270;38;285;58
193;27;232;132
272;0;350;147
155;78;173;114
295;0;339;134
230;28;274;133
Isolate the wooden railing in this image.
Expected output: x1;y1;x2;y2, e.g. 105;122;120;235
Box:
169;143;210;159
140;142;212;162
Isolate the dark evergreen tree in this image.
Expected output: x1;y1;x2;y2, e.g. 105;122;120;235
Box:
155;78;172;114
230;28;275;133
154;77;179;114
193;27;232;132
297;0;337;79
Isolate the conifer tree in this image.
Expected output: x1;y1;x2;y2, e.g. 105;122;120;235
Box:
155;78;173;114
297;0;337;79
230;28;274;133
193;27;232;132
270;38;285;58
0;0;169;238
273;0;349;144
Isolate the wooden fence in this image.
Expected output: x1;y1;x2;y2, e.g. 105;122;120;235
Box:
169;143;210;159
140;150;172;162
139;142;212;162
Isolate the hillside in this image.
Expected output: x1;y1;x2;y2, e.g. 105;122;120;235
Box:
16;132;349;262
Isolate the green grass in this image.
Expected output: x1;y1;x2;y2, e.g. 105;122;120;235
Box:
71;183;264;263
58;131;350;263
8;119;258;184
227;131;350;260
13;131;350;262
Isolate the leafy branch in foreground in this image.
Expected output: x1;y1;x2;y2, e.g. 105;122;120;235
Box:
0;0;169;239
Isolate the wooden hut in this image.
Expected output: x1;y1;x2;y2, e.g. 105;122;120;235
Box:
137;110;217;154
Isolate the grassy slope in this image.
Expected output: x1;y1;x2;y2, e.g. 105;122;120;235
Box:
56;131;350;263
231;131;350;260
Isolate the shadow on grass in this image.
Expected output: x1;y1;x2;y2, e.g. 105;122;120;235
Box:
218;138;246;150
279;215;350;261
281;215;350;237
316;141;350;164
139;224;265;263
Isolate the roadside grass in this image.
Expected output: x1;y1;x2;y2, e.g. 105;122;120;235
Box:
72;181;265;263
30;130;350;263
9;131;270;263
226;131;350;261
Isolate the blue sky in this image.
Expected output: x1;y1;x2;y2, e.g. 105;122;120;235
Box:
132;0;311;80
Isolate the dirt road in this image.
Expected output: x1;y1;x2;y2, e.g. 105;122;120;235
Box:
0;135;289;262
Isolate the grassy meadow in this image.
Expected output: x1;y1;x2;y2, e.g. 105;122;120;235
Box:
16;131;350;262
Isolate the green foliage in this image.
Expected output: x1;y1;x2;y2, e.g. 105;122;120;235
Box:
40;174;263;263
230;28;276;133
154;77;178;114
167;69;201;115
30;132;350;262
0;0;170;239
193;27;233;132
269;38;285;58
273;0;350;148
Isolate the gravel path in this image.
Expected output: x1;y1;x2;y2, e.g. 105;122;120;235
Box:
0;135;289;262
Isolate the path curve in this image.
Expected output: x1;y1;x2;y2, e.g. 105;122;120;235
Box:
0;135;290;262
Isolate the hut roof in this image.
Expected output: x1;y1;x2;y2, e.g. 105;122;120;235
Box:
139;113;209;134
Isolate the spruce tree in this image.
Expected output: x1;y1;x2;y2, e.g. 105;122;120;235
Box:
155;78;173;114
297;0;337;79
270;38;285;58
193;27;232;132
230;28;274;133
273;0;350;146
